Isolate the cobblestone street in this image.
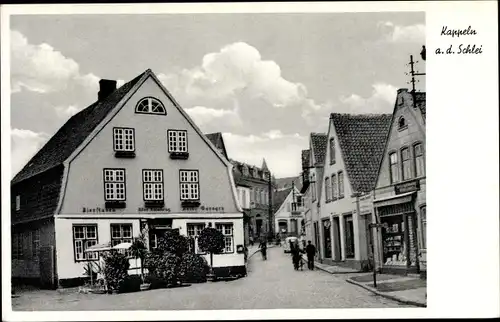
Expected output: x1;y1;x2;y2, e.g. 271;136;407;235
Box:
13;247;410;311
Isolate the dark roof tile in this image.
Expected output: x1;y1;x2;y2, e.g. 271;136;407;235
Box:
331;113;392;193
301;149;310;169
311;133;327;166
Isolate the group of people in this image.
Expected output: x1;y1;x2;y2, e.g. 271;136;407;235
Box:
289;240;317;271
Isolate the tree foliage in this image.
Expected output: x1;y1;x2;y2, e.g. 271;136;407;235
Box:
198;227;225;255
103;251;130;292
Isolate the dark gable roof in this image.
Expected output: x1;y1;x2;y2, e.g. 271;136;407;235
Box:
12;71;146;184
331;113;392;193
311;133;327;166
273;187;293;212
301;149;310;169
205;132;229;160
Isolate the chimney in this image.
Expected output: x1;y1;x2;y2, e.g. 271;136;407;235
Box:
98;79;117;101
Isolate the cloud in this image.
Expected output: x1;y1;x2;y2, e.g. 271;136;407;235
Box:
378;21;425;43
10;30;101;94
222;132;308;177
55;105;81;119
339;83;397;114
10;128;49;178
185;105;241;127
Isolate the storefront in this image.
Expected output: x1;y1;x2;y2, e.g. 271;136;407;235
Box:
373;188;420;275
322;219;332;258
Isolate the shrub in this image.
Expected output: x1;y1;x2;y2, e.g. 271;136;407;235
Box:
180;253;210;283
103;251;130;292
144;229;190;287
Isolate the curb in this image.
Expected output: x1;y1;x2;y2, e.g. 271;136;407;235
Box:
346;278;426;308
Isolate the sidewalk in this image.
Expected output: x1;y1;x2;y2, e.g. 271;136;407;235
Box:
345;273;427;307
312;259;363;274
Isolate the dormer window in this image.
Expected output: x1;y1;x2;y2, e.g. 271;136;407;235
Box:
168;130;189;159
398;116;407;130
136;97;166;115
113;127;135;158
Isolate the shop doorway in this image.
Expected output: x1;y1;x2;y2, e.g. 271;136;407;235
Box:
344;215;355;259
332;217;341;260
313;221;321;257
322;219;332;258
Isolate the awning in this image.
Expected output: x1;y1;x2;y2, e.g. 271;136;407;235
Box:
85;243;113;253
373;191;415;208
113;242;132;250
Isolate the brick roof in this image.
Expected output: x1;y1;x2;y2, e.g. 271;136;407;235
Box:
331;113;392;193
12;71;146;184
310;133;327;166
301;149;310;169
205;132;229;160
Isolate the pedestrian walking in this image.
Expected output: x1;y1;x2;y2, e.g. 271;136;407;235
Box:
305;240;316;270
258;237;267;260
291;241;302;270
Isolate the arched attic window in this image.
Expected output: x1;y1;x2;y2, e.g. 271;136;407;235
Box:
398;116;407;130
136;97;166;115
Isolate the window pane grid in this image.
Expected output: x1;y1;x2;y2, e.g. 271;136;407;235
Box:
136;97;166;114
73;226;98;261
180;171;199;200
168;130;188;153
113;128;134;151
143;170;164;201
104;169;126;201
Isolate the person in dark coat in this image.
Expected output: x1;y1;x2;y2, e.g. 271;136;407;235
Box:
290;241;301;270
305;240;316;270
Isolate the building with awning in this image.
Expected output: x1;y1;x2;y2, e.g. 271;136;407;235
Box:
371;88;426;277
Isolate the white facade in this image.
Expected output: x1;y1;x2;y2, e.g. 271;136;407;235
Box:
274;187;305;236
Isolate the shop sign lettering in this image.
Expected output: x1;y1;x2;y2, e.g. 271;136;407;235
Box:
181;206;225;212
138;207;171;212
395;180;420;194
82;207;116;213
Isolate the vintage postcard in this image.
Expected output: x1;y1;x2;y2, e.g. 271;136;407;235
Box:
1;1;498;321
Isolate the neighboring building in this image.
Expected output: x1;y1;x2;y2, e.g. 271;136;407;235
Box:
273;185;305;237
318;113;392;271
11;69;244;288
372;89;426;277
231;159;274;241
300;149;313;243
205;132;276;243
303;133;327;257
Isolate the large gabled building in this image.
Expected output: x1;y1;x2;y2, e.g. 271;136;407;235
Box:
318;113;392;271
11;69;245;288
372;89;426;277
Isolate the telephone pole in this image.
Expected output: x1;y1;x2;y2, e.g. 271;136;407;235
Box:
267;171;273;241
407;53;426;110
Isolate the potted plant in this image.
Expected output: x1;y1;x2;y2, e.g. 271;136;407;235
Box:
197;227;225;281
130;230;150;291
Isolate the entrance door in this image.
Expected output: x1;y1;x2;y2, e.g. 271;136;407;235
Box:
323;220;332;258
345;215;355;259
332;217;341;260
256;219;263;237
39;246;56;289
314;222;320;257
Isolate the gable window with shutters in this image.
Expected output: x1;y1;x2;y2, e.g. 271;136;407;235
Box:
338;171;344;199
414;143;425;177
168;130;189;159
329;138;336;165
180;170;200;207
325;177;331;202
103;169;126;208
216;223;234;253
135;97;166;115
143;169;164;207
73;225;98;262
401;147;412;181
389;152;400;183
331;174;338;201
113;127;135;158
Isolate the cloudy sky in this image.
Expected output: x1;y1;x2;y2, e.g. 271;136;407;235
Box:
10;12;425;178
